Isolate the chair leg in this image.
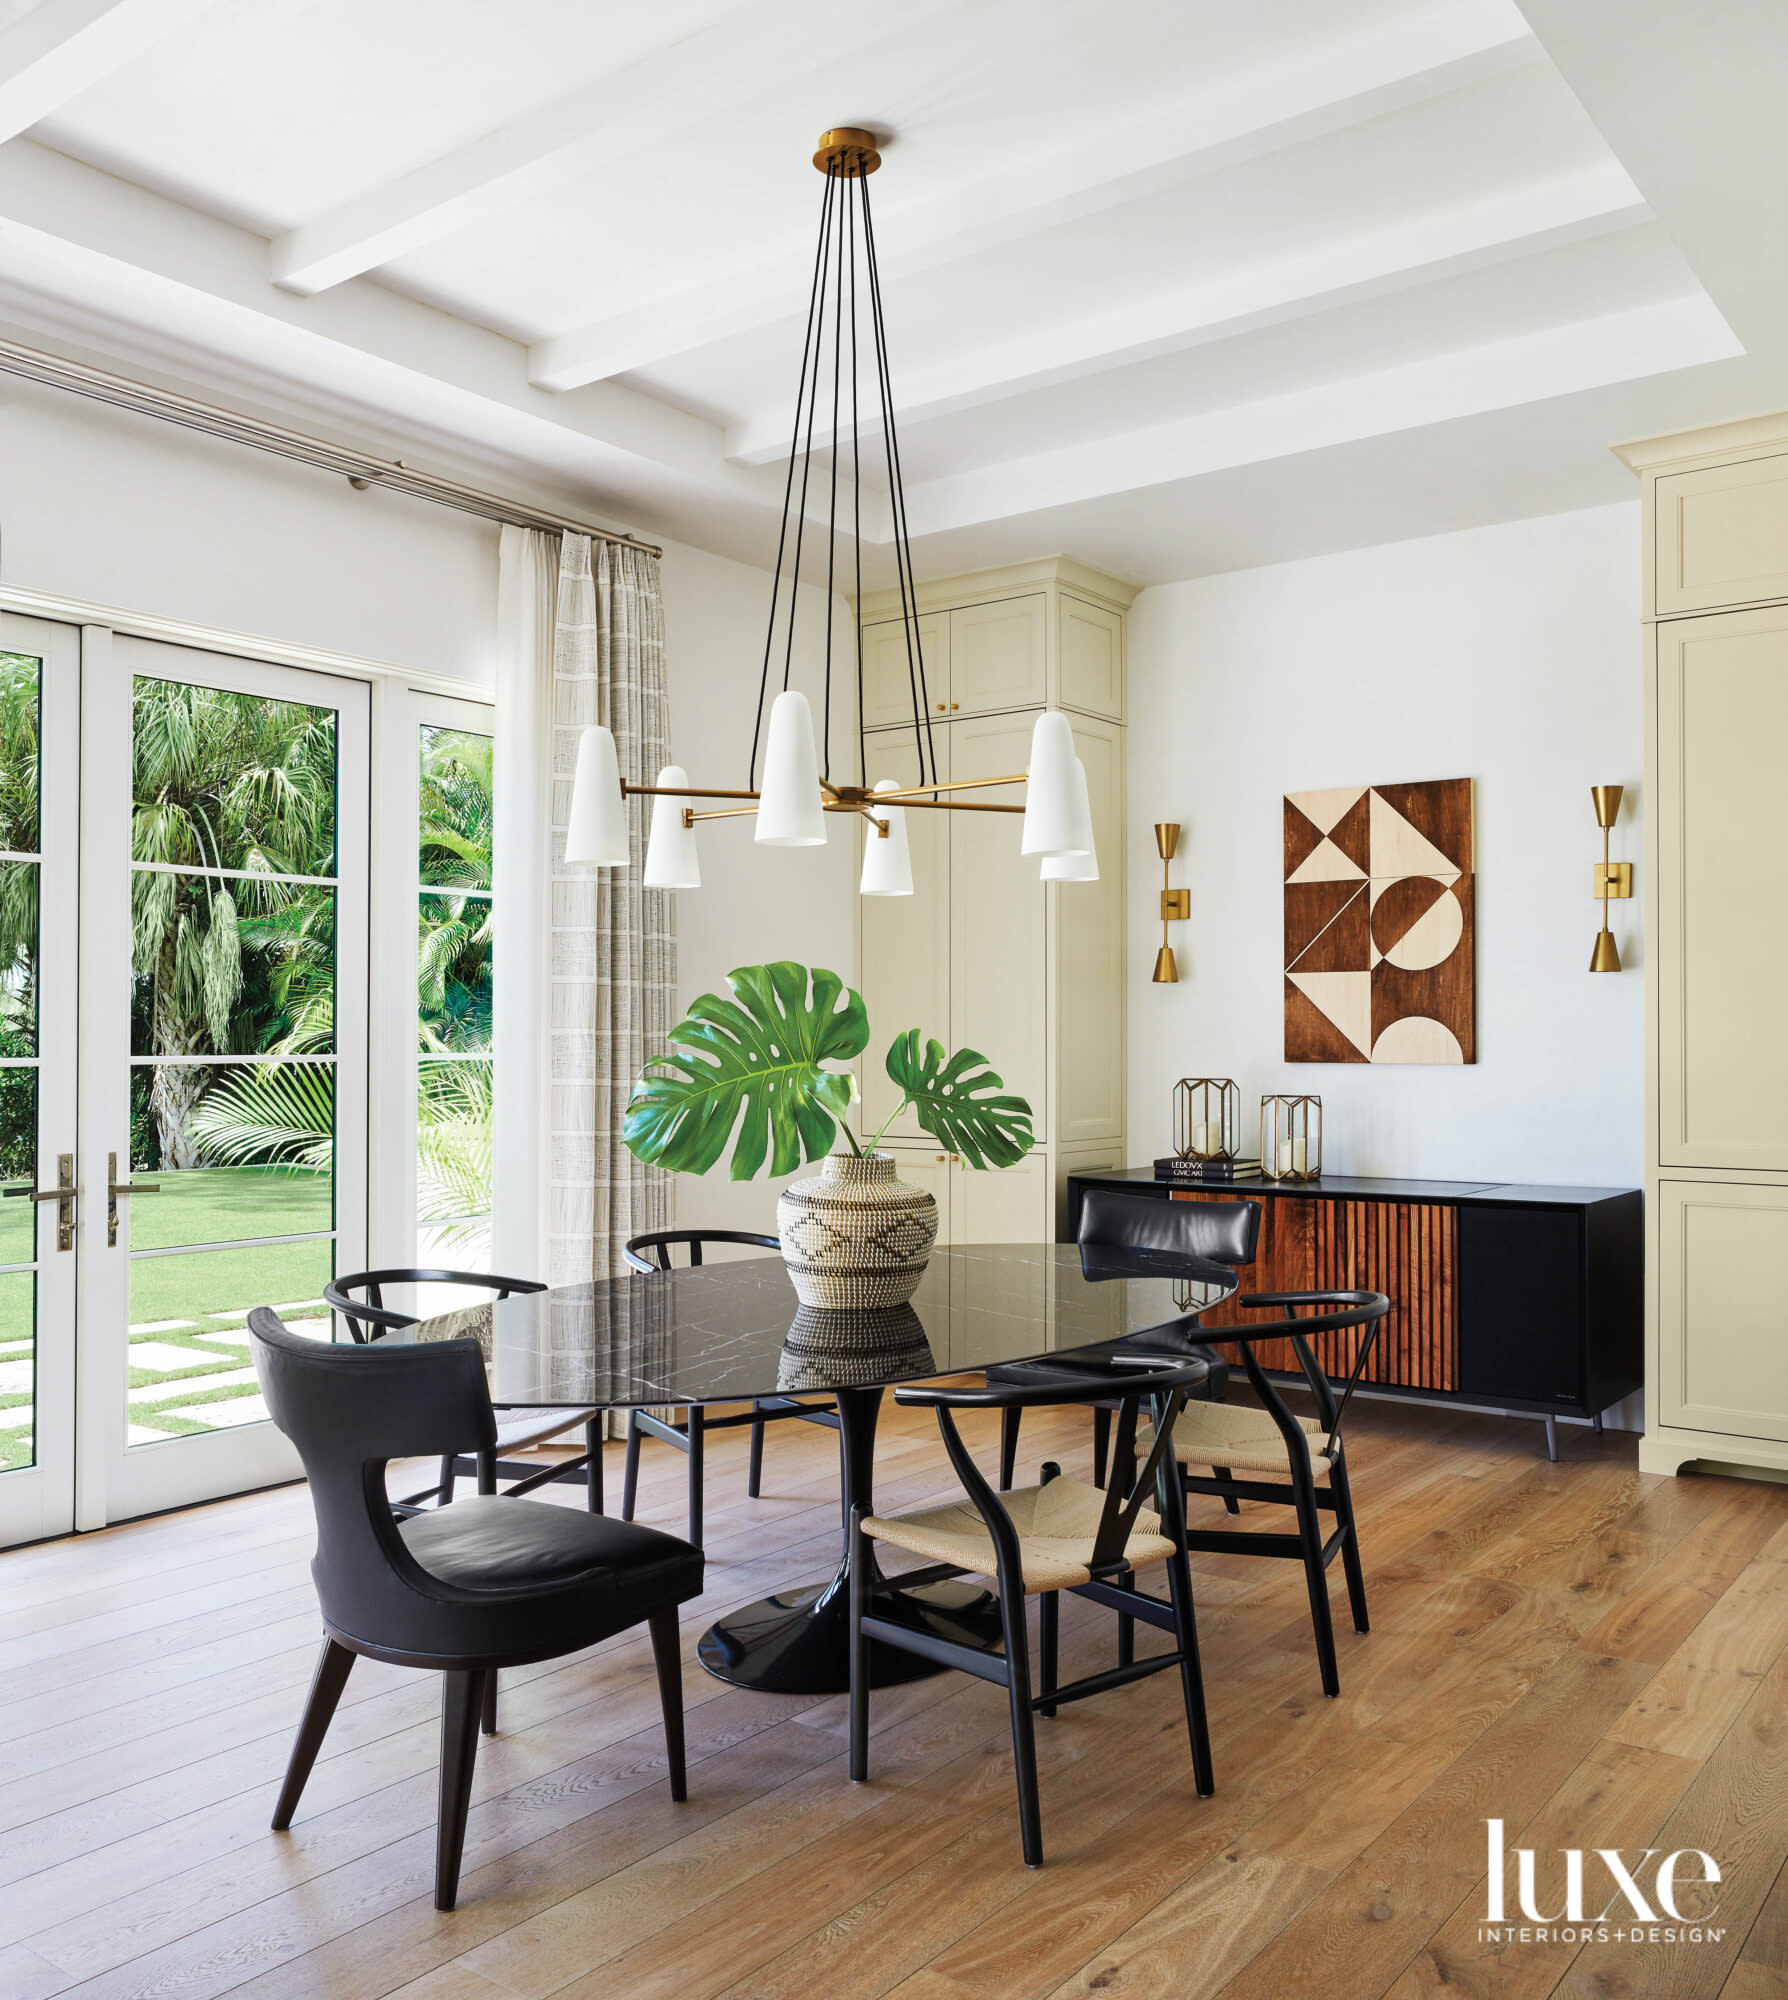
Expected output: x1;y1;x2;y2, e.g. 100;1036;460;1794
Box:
687;1408;704;1549
1091;1405;1111;1489
848;1508;871;1781
476;1448;496;1497
1212;1465;1241;1516
1000;1407;1021;1492
271;1638;354;1830
1328;1453;1370;1635
436;1670;486;1911
747;1402;766;1498
649;1607;687;1802
622;1410;642;1521
998;1583;1044;1867
1163;1543;1215;1797
1115;1572;1136;1669
1038;1588;1059;1719
481;1670;498;1736
437;1454;456;1504
1291;1466;1341;1697
585;1418;604;1514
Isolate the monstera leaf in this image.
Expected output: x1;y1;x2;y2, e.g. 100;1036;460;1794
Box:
624;962;868;1180
883;1030;1034;1169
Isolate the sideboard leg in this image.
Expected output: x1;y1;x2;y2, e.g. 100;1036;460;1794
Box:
1544;1414;1558;1462
1592;1411;1604;1436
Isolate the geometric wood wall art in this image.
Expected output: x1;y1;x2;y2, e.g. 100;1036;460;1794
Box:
1285;779;1475;1064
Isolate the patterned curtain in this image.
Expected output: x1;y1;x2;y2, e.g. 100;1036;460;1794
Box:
547;534;677;1285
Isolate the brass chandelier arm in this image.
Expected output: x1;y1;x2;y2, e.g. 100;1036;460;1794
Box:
867;771;1027;801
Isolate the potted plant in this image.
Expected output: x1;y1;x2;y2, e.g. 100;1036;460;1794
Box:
623;962;1034;1307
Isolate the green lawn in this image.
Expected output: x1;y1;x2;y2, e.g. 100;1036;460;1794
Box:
0;1165;337;1467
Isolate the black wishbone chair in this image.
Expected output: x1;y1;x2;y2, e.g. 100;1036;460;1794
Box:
996;1191;1259;1491
621;1230;839;1547
325;1270;607;1513
249;1308;700;1911
1156;1289;1389;1698
850;1354;1215;1868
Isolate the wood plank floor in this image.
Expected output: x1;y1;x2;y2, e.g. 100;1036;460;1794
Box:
4;1395;1788;2000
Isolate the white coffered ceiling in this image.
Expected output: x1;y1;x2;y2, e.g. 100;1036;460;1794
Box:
1;0;1785;583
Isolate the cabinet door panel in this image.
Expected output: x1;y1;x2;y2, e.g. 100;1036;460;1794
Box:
1658;609;1788;1168
949;597;1046;716
857;732;949;1142
861;613;948;732
1059;595;1124;719
1658;1179;1788;1441
1053;716;1123;1143
949;712;1046;1141
953;1153;1049;1246
1657;455;1788;615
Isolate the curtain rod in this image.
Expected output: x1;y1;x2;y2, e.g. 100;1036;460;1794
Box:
0;334;663;559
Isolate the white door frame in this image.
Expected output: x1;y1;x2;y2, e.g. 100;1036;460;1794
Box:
75;632;370;1527
0;613;80;1547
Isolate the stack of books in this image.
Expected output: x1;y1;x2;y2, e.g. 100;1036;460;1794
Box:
1153;1156;1264;1184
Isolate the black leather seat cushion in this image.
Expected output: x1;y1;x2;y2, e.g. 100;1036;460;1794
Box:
400;1496;701;1598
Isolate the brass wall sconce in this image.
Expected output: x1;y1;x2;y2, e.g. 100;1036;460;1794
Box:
1590;785;1632;973
1261;1094;1322;1181
1153;822;1188;982
1174;1077;1240;1161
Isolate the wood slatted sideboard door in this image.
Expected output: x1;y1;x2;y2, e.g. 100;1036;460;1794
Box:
1170;1188;1459;1390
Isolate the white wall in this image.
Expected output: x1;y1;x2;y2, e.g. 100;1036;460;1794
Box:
1126;502;1643;1189
657;537;858;1240
1;377;500;683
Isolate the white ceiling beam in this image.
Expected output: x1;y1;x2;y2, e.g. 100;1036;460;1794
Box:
270;0;960;298
724;163;1648;464
0;137;794;538
903;293;1741;536
528;0;1542;393
0;0;219;143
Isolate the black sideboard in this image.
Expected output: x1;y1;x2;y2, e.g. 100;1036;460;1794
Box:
1066;1169;1642;1458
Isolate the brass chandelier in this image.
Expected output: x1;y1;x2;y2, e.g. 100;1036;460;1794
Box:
565;129;1097;895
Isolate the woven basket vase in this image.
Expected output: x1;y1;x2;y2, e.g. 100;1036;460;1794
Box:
776;1152;939;1309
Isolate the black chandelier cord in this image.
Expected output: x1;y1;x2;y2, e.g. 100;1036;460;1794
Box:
859;165;939;789
779;162;838;709
749;162;837;790
822;148;846;782
850;167;865;798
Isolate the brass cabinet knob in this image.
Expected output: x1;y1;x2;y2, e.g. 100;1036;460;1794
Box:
949;702;959;710
935;702;946;712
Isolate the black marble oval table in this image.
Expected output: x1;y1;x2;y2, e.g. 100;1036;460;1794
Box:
409;1243;1236;1697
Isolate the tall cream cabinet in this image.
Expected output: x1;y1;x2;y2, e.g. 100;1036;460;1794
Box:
1618;415;1788;1476
852;559;1134;1244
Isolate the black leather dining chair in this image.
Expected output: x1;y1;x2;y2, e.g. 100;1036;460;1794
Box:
851;1352;1216;1867
997;1192;1260;1490
620;1230;839;1547
325;1269;606;1512
249;1307;701;1911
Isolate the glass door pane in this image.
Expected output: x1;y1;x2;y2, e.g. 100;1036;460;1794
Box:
80;635;368;1524
0;619;79;1549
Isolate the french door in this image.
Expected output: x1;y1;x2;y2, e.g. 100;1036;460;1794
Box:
0;616;367;1547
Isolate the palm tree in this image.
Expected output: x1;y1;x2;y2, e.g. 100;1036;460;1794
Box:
418;728;493;1053
131;682;336;1167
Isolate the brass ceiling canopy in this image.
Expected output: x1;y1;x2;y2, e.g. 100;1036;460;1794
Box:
813;127;881;175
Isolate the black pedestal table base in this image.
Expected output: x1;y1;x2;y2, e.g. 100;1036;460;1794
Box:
697;1382;1001;1695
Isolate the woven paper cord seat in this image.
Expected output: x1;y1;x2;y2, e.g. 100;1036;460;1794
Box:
864;1475;1176;1594
1142;1401;1334;1480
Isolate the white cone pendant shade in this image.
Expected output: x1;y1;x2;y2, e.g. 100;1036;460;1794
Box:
643;765;700;888
755;689;827;846
1040;760;1098;881
860;777;914;896
1021;710;1092;857
565;724;629;866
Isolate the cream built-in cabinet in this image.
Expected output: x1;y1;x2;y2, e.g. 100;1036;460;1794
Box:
1619;414;1788;1475
853;559;1133;1244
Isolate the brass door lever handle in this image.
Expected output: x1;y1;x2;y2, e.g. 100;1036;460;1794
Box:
107;1151;161;1247
4;1153;78;1250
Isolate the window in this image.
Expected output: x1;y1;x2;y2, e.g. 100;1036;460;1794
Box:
416;723;493;1270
